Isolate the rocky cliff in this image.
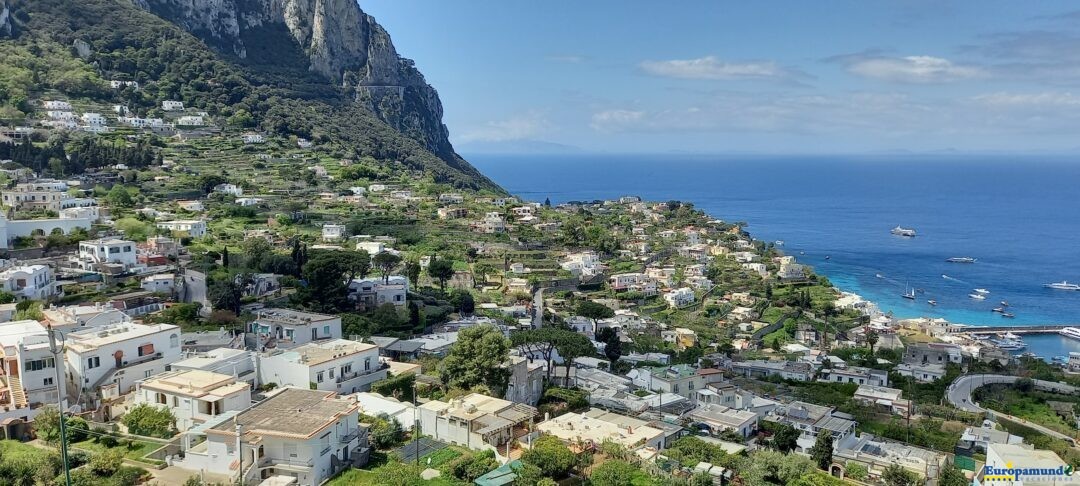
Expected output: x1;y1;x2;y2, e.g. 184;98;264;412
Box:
0;0;12;37
138;0;461;166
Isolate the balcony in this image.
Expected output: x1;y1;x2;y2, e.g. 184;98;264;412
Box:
120;352;162;369
340;428;363;444
335;362;388;384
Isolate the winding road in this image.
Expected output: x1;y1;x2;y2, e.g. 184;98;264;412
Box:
946;374;1079;442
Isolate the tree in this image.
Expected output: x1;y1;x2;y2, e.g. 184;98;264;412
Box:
299;250;370;311
197;174;227;194
845;462;869;481
771;423;800;453
366;413;404;449
122;403;176;438
241;237;273;270
451;289;475;315
589;460;638;486
521;435;576;479
208;278;242;314
882;464;921;486
867;330;879;355
372;252;402;284
473;262;495;287
809;431;833;470
221;246;230;268
89;448;123;476
596;327;622;365
408;301;422;330
105;184;134;207
576;300;614;320
427;257;455;290
33;405;63;444
820;302;837;350
554;330;594;379
938;464;968;486
438;324;511;394
404;260;421;286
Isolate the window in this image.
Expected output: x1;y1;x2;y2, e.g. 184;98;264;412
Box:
25;358;54;371
43;377;53;386
329;368;335;379
170;334;179;348
87;357;100;369
364;358;370;371
173;396;179;407
342;363;352;374
156;393;167;404
317;371;324;383
323;325;330;336
145;370;153;378
673;384;679;393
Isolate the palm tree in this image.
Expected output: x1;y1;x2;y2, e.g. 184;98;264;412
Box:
820;302;837;352
867;330;880;356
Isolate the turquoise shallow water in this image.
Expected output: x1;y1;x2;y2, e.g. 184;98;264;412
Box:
470;153;1080;359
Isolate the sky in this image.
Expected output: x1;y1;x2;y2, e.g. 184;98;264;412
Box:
361;1;1080;154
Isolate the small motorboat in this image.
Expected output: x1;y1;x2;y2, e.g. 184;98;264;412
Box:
969;293;986;300
927;300;937;306
1000;301;1009;307
1002;313;1015;318
825;255;830;260
992;307;1004;313
974;288;990;294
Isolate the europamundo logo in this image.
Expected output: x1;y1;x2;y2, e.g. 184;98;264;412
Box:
983;462;1075;482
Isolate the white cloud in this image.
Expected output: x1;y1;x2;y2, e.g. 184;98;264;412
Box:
589;110;645;131
639;56;795;80
847;55;985;83
973;91;1080;107
458;112;550;143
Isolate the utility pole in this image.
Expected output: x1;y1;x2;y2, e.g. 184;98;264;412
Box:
413;379;419;467
47;325;71;486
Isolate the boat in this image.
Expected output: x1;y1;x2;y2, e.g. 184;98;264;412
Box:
946;257;977;263
1004;332;1021;340
974;288;990;294
1053;356;1067;363
1045;281;1080;291
1001;313;1015;318
825;256;830;260
876;273;885;279
1000;301;1009;307
927;300;937;306
902;287;916;300
891;225;917;237
1059;327;1080;341
992;307;1004;313
775;240;784;246
993;338;1026;351
1020;352;1037;359
969;293;986;300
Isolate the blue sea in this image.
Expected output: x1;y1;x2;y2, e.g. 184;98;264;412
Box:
469;153;1080;359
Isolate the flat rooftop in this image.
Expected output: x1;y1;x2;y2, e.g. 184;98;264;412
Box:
66;323;178;353
272;339;377;366
140;370;248;398
208;387;357;440
254;308;337;325
0;320;49;350
538;408;663;449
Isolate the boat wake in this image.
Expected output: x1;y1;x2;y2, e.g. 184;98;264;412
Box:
942;274;965;283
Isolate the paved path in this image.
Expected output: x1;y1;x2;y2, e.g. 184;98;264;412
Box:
532;287;545;328
946;374;1079;442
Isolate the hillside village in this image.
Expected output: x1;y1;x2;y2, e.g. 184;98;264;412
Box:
2;2;1080;486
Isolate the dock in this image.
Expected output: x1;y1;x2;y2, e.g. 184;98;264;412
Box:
948;324;1075;335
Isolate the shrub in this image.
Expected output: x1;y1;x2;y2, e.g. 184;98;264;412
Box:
121;403;176;438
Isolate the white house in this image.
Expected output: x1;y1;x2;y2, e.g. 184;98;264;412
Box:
418;393;536;452
259;339;386;395
171;348;257;386
537;408;663;452
688;404;759;438
141;274;175;294
242;133;264;144
608;273;649;291
213;184;243;197
43;100;73;111
174;387;368;486
80;113;106;126
133;369;251;431
249;309;342;348
156;220;208;238
0;264;56;301
664;288;695;308
162;100;185;111
64;322;182;398
348;276;408;309
176;116;204;126
0;320;67;413
76;238;137;271
322;224;347;242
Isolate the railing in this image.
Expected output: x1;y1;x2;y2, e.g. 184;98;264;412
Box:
121;352;162;369
335;363;389;384
340;428;362;444
266;456;313;468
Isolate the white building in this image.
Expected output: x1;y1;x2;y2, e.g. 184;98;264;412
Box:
249;309;342;348
259;339;386;395
213;183;243;197
893;363;946;383
141;274;176;294
355;392;416;430
77;237;137;271
171;348;257;386
80;113;106;126
983;443;1069;486
162;100;185;111
348;276;408;309
64;322;182;398
687;404;759;438
2;180;68;211
418;393;536;452
43;100;73;111
664;287;695;308
242;133;264;144
321;224;347;242
0;264;56;300
156;220;208;238
0;320;66;414
132;369;251;431
175;387;368;486
537;408;664;451
176;116;204;126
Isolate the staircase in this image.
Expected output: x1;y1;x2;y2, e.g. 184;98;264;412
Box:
8;375;27;409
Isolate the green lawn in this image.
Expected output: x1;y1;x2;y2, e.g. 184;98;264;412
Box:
426;446;467;468
72;437;165;465
0;439;46;460
327;465;466;486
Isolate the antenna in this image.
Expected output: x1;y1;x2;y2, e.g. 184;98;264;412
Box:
47;325;71;486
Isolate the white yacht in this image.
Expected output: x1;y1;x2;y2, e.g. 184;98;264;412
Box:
1060;327;1080;341
891;225;917;237
946;257;977;263
974;288;990;295
1045;281;1080;291
969;293;986;300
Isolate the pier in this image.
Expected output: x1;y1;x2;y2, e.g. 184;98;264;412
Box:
948;324;1075;335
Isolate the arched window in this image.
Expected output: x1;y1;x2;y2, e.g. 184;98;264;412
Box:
169;334;179;348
